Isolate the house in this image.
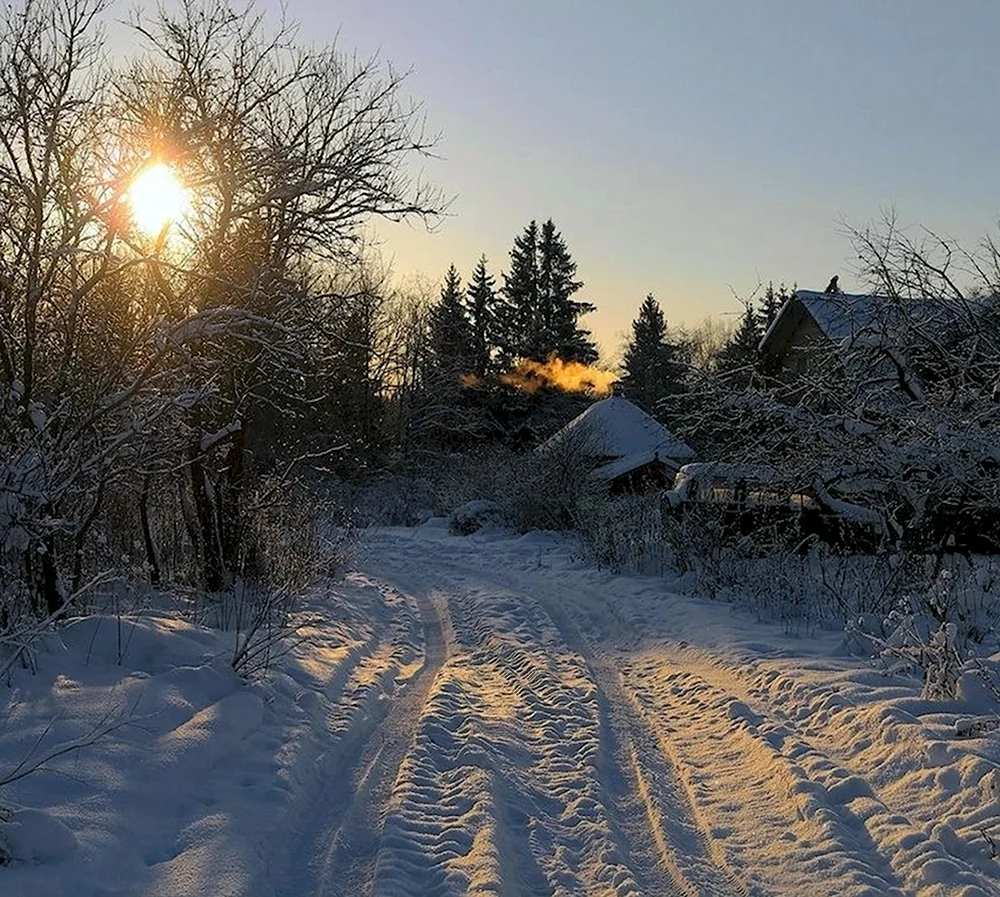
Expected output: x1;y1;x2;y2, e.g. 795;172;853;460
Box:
755;288;1000;552
758;290;882;377
759;288;994;383
539;396;695;494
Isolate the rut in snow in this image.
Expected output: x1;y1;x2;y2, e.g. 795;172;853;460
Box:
264;582;449;897
535;587;758;897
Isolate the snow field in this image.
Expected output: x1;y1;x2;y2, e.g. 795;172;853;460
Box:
0;575;425;897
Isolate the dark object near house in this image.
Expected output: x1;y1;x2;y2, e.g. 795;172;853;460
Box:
825;275;839;294
665;463;885;553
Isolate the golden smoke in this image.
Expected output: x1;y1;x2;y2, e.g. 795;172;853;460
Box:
458;372;482;388
500;354;618;396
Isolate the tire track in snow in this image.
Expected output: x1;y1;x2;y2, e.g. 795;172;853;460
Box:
536;590;757;897
267;583;448;897
625;658;902;897
530;567;914;896
362;529;1000;895
638;650;1000;895
371;571;650;897
312;586;448;897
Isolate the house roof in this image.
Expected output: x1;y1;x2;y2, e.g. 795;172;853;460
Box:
760;289;995;356
759;290;878;355
794;291;881;341
591;450;684;483
540;396;695;462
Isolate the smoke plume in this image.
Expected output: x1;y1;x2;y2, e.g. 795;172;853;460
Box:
499;354;618;396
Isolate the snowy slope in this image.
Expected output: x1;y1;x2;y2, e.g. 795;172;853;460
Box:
0;578;427;897
4;523;1000;895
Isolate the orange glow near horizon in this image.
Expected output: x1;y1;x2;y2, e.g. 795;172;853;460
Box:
127;163;189;236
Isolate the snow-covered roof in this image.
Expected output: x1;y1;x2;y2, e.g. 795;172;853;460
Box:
540;396;694;462
794;291;880;341
591;450;683;483
759;290;877;352
760;289;995;355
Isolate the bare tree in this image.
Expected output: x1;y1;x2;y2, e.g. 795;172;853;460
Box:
0;0;443;615
673;214;1000;666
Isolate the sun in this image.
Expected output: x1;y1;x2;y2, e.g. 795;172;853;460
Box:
128;163;189;236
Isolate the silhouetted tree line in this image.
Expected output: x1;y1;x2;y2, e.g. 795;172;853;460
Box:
423;219;598;378
615;282;793;423
412;219;600;451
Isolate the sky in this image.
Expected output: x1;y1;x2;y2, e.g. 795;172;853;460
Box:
158;2;1000;356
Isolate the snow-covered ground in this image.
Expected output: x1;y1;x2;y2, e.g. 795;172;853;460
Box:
3;521;1000;896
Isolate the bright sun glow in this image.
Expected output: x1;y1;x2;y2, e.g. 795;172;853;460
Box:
128;163;189;236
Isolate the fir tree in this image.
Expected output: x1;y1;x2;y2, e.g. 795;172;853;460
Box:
464;255;497;377
498;221;539;365
716;302;763;386
426;264;471;378
620;294;687;414
537;218;596;364
499;219;597;365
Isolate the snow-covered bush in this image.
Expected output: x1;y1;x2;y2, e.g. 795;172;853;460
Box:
167;480;346;679
226;578;312;680
404;442;603;534
447;500;508;535
575;494;670;575
848;557;1000;699
348;474;434;527
427;447;527;520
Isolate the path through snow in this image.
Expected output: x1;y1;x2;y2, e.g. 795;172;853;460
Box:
262;522;1000;897
5;521;1000;897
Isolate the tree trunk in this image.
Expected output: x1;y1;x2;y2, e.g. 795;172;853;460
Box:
73;480;106;594
220;426;245;577
40;535;60;615
139;476;161;586
25;534;61;617
188;442;224;592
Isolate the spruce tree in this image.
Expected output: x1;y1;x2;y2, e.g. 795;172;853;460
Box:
537;218;596;363
464;255;497;377
716;302;763;386
497;219;597;365
426;264;472;378
498;221;539;365
620;294;687;414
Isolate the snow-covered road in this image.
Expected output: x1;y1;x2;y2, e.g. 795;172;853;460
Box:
255;522;1000;897
5;521;1000;897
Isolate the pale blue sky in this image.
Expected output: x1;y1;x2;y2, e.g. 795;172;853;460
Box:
267;3;999;352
